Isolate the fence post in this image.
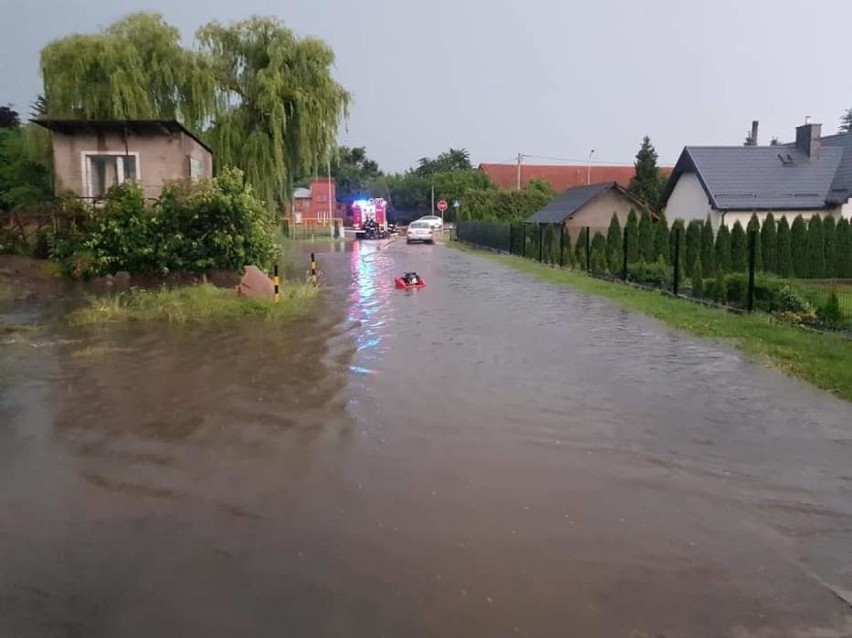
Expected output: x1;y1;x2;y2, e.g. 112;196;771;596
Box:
622;226;629;280
559;225;565;267
747;230;756;312
672;227;681;295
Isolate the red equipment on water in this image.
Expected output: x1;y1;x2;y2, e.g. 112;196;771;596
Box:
395;276;426;289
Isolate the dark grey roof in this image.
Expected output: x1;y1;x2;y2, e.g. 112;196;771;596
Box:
33;119;213;154
527;182;631;223
661;135;852;211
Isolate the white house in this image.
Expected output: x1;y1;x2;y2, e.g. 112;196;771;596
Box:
660;121;852;229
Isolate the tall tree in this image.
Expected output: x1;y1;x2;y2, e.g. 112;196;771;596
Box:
684;219;702;278
654;214;669;263
837;218;852;278
700;216;715;276
669;219;685;275
329;146;380;199
840;108;852;134
605;213;622;273
807;215;825;278
731;221;747;272
625;208;640;264
628;136;665;210
760;213;777;274
415;148;472;177
40;12;350;209
776;216;792;277
791;215;808;277
638;210;654;262
746;214;763;272
823;215;838;278
0;106;20;129
714;223;732;273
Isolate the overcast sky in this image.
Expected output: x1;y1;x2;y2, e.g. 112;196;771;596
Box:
3;0;851;172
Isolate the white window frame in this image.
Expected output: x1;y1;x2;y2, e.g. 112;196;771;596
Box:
80;151;141;199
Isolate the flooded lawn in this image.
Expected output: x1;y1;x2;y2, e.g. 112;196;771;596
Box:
1;242;851;637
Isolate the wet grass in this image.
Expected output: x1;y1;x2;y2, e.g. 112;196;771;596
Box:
453;244;852;402
69;283;319;326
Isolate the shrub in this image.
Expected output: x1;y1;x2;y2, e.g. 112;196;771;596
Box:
776;216;792;277
701;216;715;276
760;213;777;273
818;292;843;327
730;221;747;272
715;223;731;273
627;257;672;287
774;286;817;326
691;258;704;297
791;215;808;277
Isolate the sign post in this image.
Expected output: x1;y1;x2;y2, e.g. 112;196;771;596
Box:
437;199;448;232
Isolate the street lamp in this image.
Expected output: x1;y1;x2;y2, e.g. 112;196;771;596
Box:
587;149;595;185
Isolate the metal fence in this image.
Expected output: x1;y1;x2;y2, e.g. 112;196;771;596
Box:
457;220;852;333
282;218;344;240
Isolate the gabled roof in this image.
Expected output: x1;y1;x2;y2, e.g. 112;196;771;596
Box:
33;118;214;154
526;182;640;224
660;134;852;211
479;163;671;191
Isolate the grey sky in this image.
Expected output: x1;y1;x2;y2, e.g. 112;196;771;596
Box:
3;0;851;172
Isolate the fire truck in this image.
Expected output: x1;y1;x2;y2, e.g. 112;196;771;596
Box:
351;198;389;239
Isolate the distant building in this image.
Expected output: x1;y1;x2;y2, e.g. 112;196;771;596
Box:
661;121;852;228
289;178;343;224
526;181;646;236
34;119;213;201
478;163;672;192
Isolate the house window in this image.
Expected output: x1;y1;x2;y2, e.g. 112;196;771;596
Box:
86;154;138;199
188;156;202;181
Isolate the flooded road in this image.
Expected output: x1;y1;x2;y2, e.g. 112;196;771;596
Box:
2;240;852;637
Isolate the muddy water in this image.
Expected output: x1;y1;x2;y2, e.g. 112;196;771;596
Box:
2;240;852;637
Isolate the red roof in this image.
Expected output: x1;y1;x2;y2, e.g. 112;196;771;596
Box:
478;163;673;192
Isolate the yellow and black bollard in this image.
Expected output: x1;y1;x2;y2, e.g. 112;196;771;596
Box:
273;264;280;303
309;252;318;286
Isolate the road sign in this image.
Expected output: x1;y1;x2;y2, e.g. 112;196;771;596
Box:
437;199;448;213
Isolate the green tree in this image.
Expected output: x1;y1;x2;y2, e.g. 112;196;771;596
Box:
590;231;607;273
841;108;852;134
684;219;701;278
0;126;53;212
700;216;715;276
791;215;808;277
669;219;685;276
40;12;350;209
575;227;589;269
691;258;704;297
776;216;792;277
837;218;852;278
731;221;747;272
823;215;838;278
760;213;777;273
628;136;665;210
625;208;640;263
414;148;472;176
329;147;380;199
606;213;622;273
746;214;763;272
654;214;669;263
807;215;825;278
714;223;732;273
0;105;20;129
638;210;654;262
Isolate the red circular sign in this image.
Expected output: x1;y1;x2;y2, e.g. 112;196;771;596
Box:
437;200;448;212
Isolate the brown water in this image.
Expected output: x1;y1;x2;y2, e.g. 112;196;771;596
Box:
2;240;852;637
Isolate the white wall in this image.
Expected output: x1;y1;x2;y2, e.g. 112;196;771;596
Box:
664;172;713;225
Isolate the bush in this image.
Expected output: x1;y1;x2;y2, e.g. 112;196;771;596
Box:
51;168;277;278
818;292;843;327
774;285;817;325
691;258;704;297
628;257;672;288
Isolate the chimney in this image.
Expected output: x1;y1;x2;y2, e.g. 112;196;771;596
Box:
750;120;759;145
795;121;822;158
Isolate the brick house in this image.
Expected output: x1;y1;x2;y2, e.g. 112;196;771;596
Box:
289;178;342;224
34;119;213;201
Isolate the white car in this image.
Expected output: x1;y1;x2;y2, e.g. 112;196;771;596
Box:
406;220;434;244
418;215;444;231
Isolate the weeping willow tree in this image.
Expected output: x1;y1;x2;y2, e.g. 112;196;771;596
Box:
198;17;350;208
39;12;349;208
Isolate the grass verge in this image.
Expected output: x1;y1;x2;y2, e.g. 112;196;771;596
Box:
453;243;852;402
69;283;319;325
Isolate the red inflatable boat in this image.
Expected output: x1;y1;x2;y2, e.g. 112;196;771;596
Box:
395;276;426;289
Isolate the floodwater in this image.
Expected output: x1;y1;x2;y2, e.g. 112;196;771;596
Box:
1;240;852;637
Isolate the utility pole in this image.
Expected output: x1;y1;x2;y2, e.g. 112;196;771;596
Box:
516;153;523;190
587;150;592;185
431;179;435;214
